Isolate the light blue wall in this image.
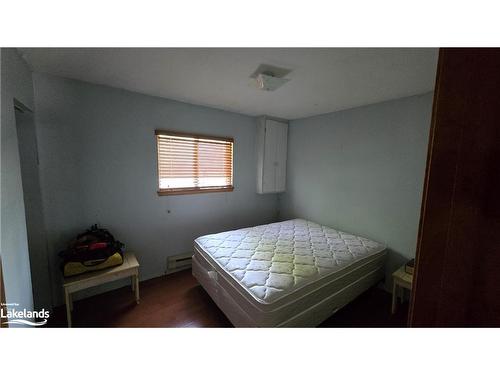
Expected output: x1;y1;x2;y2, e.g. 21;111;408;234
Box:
32;73;279;306
0;48;35;324
31;73;432;306
280;93;433;286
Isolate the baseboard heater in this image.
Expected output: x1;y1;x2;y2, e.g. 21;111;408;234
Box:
166;252;193;274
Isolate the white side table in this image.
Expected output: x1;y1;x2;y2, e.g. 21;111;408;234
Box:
391;265;413;314
63;252;140;327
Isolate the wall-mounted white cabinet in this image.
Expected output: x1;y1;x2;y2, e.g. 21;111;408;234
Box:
256;117;288;194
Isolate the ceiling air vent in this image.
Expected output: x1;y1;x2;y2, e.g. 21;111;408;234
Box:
250;64;291;91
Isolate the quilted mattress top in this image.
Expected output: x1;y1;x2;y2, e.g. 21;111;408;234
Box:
194;219;386;304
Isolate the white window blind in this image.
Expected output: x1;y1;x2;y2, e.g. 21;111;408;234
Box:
156;130;234;195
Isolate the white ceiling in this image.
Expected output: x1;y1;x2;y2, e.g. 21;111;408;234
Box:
19;48;438;120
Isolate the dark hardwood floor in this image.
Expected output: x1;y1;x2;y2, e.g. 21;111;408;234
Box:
47;269;408;328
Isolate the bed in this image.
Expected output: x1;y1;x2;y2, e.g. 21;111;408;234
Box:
192;219;387;327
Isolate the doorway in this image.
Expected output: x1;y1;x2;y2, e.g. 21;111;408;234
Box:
0;259;6;327
14;100;52;310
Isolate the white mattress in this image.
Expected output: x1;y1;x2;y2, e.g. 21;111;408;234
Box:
193;219;387;327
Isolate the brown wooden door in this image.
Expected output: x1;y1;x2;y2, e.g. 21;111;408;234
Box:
409;48;500;327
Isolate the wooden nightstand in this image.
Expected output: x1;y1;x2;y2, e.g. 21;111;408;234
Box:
391;265;413;314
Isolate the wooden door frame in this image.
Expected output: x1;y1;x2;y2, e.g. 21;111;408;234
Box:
0;256;7;327
407;49;446;326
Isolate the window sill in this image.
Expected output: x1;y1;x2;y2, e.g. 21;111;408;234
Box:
157;186;234;196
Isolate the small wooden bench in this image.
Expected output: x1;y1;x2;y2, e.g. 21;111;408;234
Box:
63;252;140;327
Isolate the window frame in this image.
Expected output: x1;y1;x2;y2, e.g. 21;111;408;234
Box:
155;129;234;196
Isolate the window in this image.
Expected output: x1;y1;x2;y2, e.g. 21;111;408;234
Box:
155;130;234;195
